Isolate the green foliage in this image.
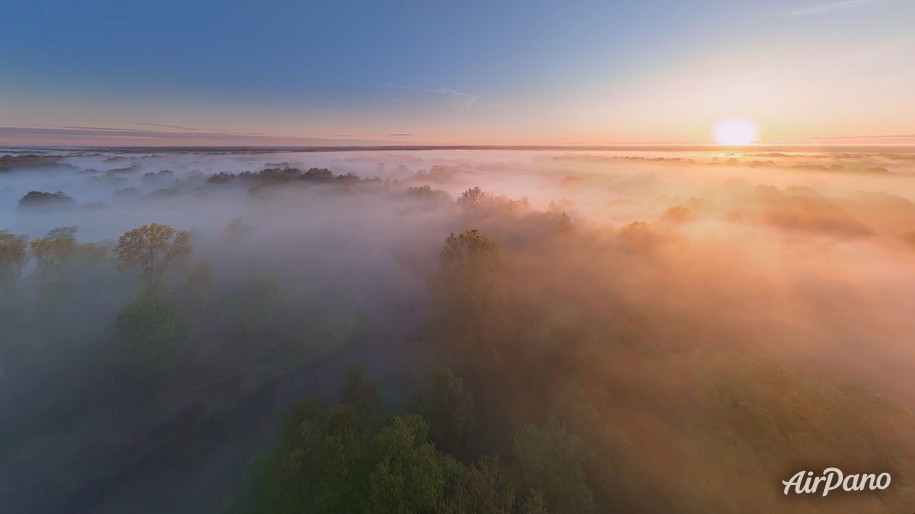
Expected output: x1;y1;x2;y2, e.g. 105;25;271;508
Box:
315;403;373;511
441;456;515;514
262;376;470;514
18;190;74;207
115;222;192;291
439;228;501;273
431;228;517;390
513;420;595;514
27;226;108;293
456;186;485;208
0;230;28;287
274;402;373;514
696;352;915;472
418;365;475;452
29;226;79;276
282;394;331;437
520;488;551;514
367;414;463;514
257;388;600;514
433;228;505;336
116;298;187;361
405;185;450;203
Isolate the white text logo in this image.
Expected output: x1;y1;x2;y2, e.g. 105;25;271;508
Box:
782;468;890;496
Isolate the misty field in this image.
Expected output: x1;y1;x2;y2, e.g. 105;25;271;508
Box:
2;147;915;513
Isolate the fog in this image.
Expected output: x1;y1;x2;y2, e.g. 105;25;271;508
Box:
2;146;915;513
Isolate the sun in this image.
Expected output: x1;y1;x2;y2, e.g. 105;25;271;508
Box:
712;118;758;145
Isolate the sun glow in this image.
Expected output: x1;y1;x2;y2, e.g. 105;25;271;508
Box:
712;118;758;145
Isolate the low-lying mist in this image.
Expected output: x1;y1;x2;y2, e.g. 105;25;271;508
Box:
2;146;915;513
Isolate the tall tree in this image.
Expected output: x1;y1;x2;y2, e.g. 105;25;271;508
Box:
434;228;504;322
418;365;475;453
28;226;107;292
432;228;509;373
0;230;28;289
442;456;515;514
456;186;486;209
513;420;595;514
116;298;187;361
29;226;78;276
115;223;191;292
367;415;462;514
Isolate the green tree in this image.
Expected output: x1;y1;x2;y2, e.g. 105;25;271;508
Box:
115;223;191;292
418;365;475;453
28;226;107;292
456;186;486;209
29;226;78;276
367;414;462;514
116;298;187;361
439;229;501;274
441;456;514;514
513;420;595;514
312;403;373;512
520;488;551;514
0;230;28;289
267;397;332;514
432;228;509;373
434;229;504;321
273;402;373;514
283;394;331;438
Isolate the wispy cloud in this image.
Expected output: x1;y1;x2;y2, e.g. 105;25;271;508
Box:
125;121;211;132
423;87;478;109
788;0;895;16
124;121;268;136
382;83;478;110
0;126;396;146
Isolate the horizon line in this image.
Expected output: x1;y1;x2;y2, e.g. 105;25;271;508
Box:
4;143;915;153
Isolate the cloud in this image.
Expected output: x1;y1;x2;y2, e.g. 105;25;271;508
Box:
788;0;895;16
382;83;479;110
0;126;395;147
423;88;478;109
123;121;268;137
771;133;915;145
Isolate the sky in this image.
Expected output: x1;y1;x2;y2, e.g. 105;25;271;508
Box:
1;0;913;146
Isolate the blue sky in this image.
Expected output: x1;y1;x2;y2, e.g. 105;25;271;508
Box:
1;0;913;145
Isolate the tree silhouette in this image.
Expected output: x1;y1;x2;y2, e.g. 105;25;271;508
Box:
418;365;475;453
115;223;191;292
29;226;78;276
456;186;485;209
442;456;514;514
0;230;28;289
116;298;187;361
367;414;462;513
433;228;507;368
513;419;595;514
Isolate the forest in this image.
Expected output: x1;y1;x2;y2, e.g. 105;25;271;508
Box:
2;148;915;513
